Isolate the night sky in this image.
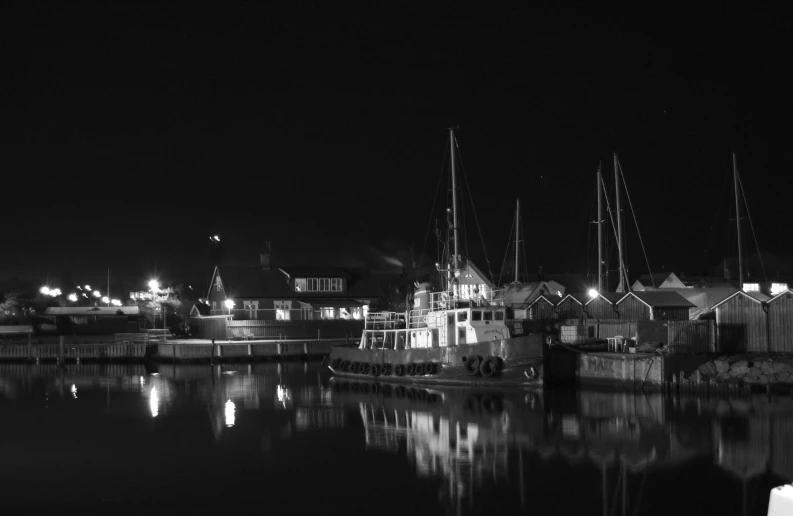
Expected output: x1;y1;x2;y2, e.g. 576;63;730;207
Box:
2;2;792;293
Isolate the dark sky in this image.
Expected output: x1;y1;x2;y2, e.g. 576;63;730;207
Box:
2;2;792;292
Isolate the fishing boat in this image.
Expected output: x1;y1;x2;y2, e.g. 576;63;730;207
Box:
326;128;547;387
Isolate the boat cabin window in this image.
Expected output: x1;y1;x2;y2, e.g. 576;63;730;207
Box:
495;310;504;321
471;310;482;321
483;311;493;321
457;311;468;322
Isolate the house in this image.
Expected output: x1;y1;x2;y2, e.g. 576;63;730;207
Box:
451;259;495;303
556;293;589;321
767;289;793;353
206;258;400;321
712;290;770;353
527;294;561;321
189;302;211;318
615;291;695;321
584;292;623;320
631;272;688;291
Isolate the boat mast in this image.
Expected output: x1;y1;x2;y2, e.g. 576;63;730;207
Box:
733;152;744;288
597;166;603;292
515;198;520;283
449;127;460;278
615;153;627;293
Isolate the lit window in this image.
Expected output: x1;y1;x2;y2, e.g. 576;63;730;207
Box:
363;305;369;319
322;307;335;319
772;283;788;295
295;278;306;292
743;283;760;292
352;307;362;320
274;300;291;320
216;276;223;292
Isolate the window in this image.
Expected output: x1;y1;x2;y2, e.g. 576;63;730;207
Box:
495;310;504;321
300;277;343;292
295;278;306;292
274;300;291;321
216;276;223;292
743;283;760;292
243;301;259;319
351;307;362;320
457;311;468;322
322;307;335;319
772;283;788;295
483;311;493;321
471;310;482;321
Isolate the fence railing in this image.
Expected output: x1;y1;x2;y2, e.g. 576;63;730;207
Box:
209;307;366;321
227;319;364;339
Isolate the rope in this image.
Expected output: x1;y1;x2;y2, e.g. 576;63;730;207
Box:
617;157;653;288
415;139;449;284
736;171;768;282
457;140;495;283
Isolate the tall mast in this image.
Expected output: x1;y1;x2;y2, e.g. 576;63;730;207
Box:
733;152;744;288
449;127;459;275
515;198;520;283
615;153;626;293
597;166;603;292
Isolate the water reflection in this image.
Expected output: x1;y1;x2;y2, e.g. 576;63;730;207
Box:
0;362;789;515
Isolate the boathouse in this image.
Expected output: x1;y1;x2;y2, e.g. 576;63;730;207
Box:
584;292;622;320
712;290;770;353
556;293;588;321
43;306;140;334
767;289;793;353
615;291;694;321
527;294;561;321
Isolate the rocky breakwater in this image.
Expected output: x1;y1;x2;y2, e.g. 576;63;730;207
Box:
679;354;793;388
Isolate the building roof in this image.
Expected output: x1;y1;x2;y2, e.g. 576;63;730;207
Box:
528;294;562;307
278;267;351;278
620;291;696;308
559;293;589;306
711;290;771;310
44;306;140;316
585;292;623;306
307;298;363;308
768;289;793;304
633;273;673;289
190;303;211;316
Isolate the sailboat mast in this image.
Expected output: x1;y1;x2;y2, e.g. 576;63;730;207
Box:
449;127;460;274
615;153;626;293
733;152;744;288
515;198;520;283
597;166;603;292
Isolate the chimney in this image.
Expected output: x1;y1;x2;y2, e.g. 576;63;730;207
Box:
261;241;272;270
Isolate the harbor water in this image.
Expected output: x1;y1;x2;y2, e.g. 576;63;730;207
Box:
0;360;789;515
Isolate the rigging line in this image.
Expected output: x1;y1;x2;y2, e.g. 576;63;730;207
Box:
567;175;598;274
736;170;768;282
499;215;517;286
520;208;533;281
457;141;495;283
601;174;627;286
416;139;449;283
703;167;731;274
617;157;653;285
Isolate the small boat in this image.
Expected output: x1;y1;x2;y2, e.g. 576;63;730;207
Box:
327;128;546;387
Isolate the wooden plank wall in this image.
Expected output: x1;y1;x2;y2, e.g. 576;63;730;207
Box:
768;292;793;353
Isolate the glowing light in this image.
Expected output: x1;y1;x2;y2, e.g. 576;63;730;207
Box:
101;296;109;303
40;287;50;295
743;283;760;292
225;400;236;427
84;285;91;291
772;283;788;296
111;299;122;306
93;290;101;298
588;289;599;299
49;288;61;297
149;387;159;417
71;384;77;399
276;385;291;408
148;280;160;292
224;299;235;309
68;294;78;302
82;293;88;298
210;235;220;242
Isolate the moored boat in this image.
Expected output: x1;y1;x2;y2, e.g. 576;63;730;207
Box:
327;127;547;387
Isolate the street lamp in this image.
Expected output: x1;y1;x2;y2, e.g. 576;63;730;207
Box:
148;279;160;293
40;286;50;295
224;299;235;315
101;296;109;304
68;293;78;302
588;289;599;299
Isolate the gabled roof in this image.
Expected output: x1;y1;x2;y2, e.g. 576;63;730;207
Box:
767;289;793;304
44;306;140;316
618;291;695;308
584;292;623;306
190;303;211;316
711;290;771;310
459;259;494;288
528;294;562;307
633;273;672;289
278;267;350;278
558;293;589;306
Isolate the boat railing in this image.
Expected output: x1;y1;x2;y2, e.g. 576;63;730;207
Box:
359;327;413;350
428;288;504;312
408;309;430;328
364;311;406;331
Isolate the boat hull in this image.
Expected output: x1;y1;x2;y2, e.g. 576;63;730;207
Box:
327;333;546;387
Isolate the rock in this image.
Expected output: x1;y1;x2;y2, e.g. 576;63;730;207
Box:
758;375;771;384
750;366;763;376
761;362;775;374
773;362;786;373
731;360;748;369
730;366;750;376
744;375;759;383
784;364;793;374
716;373;731;380
700;361;718;376
715;360;730;374
776;372;790;383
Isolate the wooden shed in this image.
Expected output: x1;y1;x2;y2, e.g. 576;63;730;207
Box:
584;292;621;320
556;293;588;321
616;291;694;321
712;291;770;353
767;289;793;353
528;294;561;321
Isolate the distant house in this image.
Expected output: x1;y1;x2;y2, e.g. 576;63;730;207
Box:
43;306;140;334
206;259;400;321
615;291;695;321
189;302;211;318
527;294;561;321
451;259;496;303
497;281;562;317
631;273;688;291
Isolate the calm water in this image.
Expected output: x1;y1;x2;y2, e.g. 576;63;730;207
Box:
0;361;789;515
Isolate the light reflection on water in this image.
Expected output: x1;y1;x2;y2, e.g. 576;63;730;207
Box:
0;361;790;515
